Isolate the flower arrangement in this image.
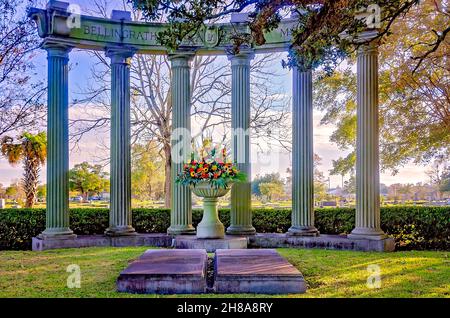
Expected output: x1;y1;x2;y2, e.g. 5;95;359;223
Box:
176;138;246;189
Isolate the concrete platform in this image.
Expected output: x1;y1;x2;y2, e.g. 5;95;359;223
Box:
32;232;395;252
249;233;395;252
32;234;172;251
214;249;306;294
117;249;207;294
173;235;248;252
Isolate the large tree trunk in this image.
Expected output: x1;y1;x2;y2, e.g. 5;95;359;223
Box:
148;183;152;200
163;143;171;208
22;158;39;208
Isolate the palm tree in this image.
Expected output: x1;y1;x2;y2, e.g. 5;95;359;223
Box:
1;132;47;207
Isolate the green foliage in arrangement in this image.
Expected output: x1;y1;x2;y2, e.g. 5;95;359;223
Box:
0;206;448;250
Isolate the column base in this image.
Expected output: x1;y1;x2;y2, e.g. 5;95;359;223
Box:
39;227;77;240
287;226;320;237
167;225;196;236
348;227;387;241
105;226;137;237
226;225;256;236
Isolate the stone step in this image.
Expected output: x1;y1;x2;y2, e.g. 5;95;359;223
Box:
173;235;248;252
214;249;306;294
32;233;395;252
117;249;207;294
249;233;395;252
32;233;172;251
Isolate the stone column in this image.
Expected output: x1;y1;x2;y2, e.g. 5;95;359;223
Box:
40;42;75;239
105;47;136;236
167;52;195;235
288;67;319;236
227;50;256;235
348;40;387;240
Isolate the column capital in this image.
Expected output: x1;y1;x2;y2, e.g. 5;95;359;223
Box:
42;40;73;58
340;29;380;43
341;29;380;56
293;65;312;73
355;29;380;43
227;49;255;66
106;46;136;64
357;40;379;56
168;51;195;67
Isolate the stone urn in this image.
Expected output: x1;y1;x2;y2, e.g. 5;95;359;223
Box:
190;181;231;239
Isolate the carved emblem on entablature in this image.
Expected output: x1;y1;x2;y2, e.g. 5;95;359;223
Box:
200;25;220;48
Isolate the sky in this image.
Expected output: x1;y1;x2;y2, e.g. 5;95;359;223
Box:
0;0;432;188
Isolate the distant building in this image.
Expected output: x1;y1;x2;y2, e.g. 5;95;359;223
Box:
99;192;110;200
321;201;337;207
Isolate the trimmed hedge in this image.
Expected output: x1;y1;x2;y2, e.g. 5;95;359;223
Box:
0;206;448;250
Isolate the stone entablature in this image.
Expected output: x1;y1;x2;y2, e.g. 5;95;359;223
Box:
28;6;296;54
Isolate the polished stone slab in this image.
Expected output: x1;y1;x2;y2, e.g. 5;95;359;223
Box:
214;249;306;294
248;233;395;252
117;249;207;294
174;235;247;252
32;233;172;251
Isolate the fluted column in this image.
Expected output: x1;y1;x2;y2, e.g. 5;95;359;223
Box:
40;42;75;239
227;50;256;235
105;47;136;236
167;52;195;235
348;40;386;240
288;67;319;236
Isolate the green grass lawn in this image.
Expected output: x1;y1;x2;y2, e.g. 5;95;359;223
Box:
0;247;448;298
